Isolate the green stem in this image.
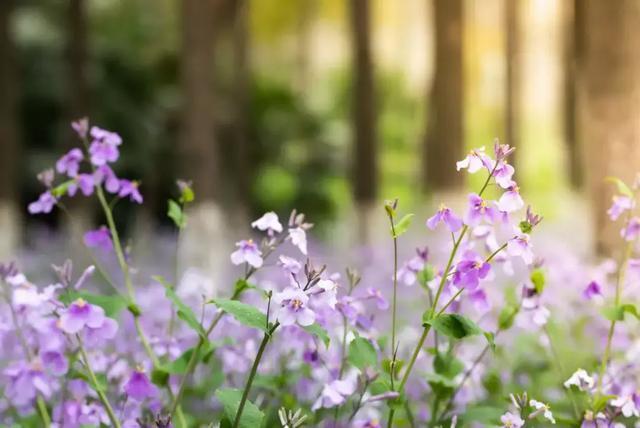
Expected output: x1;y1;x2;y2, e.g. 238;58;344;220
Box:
544;325;580;418
77;336;121;428
233;322;280;428
388;215;399;357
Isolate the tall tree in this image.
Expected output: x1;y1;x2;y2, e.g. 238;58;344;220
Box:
563;0;583;189
580;0;640;255
349;0;378;206
178;0;225;289
505;0;520;165
424;0;464;191
0;0;20;257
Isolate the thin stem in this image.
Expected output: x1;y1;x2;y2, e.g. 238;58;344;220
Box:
388;215;399;357
233;322;280;428
77;336;121;428
544;325;580;418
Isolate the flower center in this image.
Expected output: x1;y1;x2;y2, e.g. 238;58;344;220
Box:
75;298;86;307
290;298;303;311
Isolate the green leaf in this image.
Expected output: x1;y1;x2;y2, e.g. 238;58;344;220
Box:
382;358;404;379
179;182;195;204
165;342;217;374
303;323;330;347
392;213;414;238
498;305;519;330
417;265;435;286
434;353;464;378
347;337;378;370
215;388;264;428
209;299;267;332
459;406;504;425
425;372;456;396
606;176;633;197
602;304;640;321
530;269;546;293
59;291;128;318
51;180;75;198
425;314;483;339
167;199;186;229
151;367;169;386
592;394;616;413
154;275;206;339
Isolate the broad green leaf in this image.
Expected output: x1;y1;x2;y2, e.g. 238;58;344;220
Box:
178;182;195;204
425;372;456;396
392;213;414;238
209;299;267;332
59;291;128;318
215;388;264;428
606;176;633;197
592;394;616;413
459;406;504;425
602;304;640;322
154;275;206;339
347;337;378;370
382;358;404;378
165;341;217;375
417;265;435;286
303;323;330;347
167;199;186;229
530;269;546;293
151;367;169;386
425;314;483;340
434;353;464;378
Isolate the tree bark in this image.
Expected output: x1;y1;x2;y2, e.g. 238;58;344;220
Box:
349;0;378;205
424;0;464;191
580;0;640;255
505;0;520;170
0;0;21;257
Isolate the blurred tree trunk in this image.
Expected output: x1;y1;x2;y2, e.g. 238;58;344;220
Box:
562;0;583;189
0;0;20;258
295;0;317;94
349;0;378;242
505;0;520;169
178;0;225;293
424;0;464;191
65;0;94;252
580;0;640;255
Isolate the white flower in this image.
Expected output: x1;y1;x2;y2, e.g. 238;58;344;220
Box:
500;411;524;428
529;399;555;424
611;395;640;418
251;212;283;234
288;227;308;255
563;369;594;391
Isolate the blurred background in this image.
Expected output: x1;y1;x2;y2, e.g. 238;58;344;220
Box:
1;0;639;267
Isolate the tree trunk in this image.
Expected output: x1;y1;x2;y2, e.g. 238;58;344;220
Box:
505;0;520;169
0;0;21;258
178;0;225;293
349;0;378;243
580;0;640;255
424;0;464;191
562;0;583;189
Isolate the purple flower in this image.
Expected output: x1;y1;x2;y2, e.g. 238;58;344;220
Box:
118;180;143;204
230;240;263;268
494;140;515;160
582;281;603;300
68;173;95;197
58;298;106;334
426;204;463;232
71;117;89;139
506;233;534;265
95;165;120;193
3;361;52;406
274;287;315;326
608;195;635;221
497;184;524;213
84;226;113;252
84;317;118;347
456;147;493;173
312;374;357;410
37;168;55;187
464;193;499;226
366;287;389;310
123;369;156;401
251;212;283;234
469;288;490;312
56;148;84;177
452;250;491;290
500;411;524;427
40;350;69;376
278;255;302;276
28;191;57;214
621;217;640;241
398;247;429;286
493;162;515;189
89;141;120;166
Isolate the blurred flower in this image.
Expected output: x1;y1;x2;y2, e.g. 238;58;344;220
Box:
498;184;524;213
71;117;89;139
230;240;263;268
311;373;357;410
582;281;603;300
507;233;534;265
621;217;640;241
118;180;143;204
456;147;492;173
58;298;107;334
28;191;57;214
452;250;491;290
564;369;594;391
123;369;156;401
465;193;499;226
529;399;555;424
288;227;308;255
84;226;113;252
56;148;84;178
252;212;283;235
500;411;524;428
608;195;635;221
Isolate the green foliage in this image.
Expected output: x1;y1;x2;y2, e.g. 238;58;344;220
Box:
215;388;264;428
425;314;483;339
59;291;128;318
606;176;633;197
303;323;331;347
209;299;268;332
154;275;206;339
530;269;546;293
602;304;640;322
498;305;520;330
392;213;414;238
347;337;378;370
167;199;186;229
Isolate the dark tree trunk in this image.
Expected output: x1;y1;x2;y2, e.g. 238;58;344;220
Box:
180;0;219;202
580;0;640;255
505;0;520;166
67;0;89;123
424;0;464;191
349;0;378;205
563;0;583;189
0;0;20;255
